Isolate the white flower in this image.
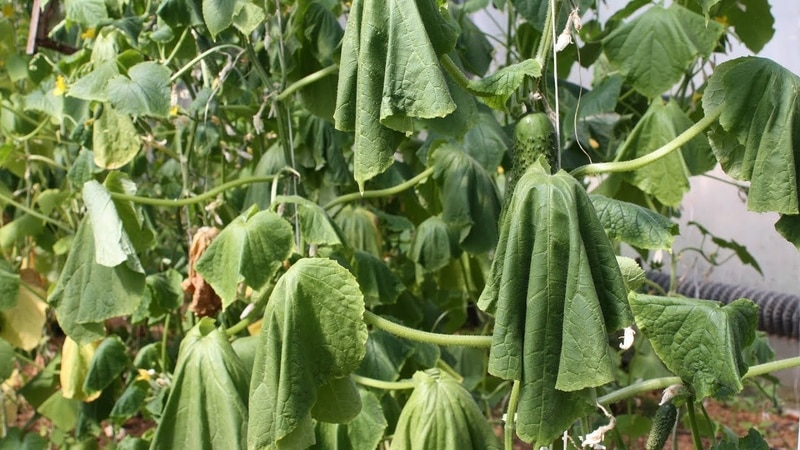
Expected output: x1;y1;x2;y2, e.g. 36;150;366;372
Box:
619;327;636;350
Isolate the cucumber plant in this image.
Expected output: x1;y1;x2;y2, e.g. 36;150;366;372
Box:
0;0;798;449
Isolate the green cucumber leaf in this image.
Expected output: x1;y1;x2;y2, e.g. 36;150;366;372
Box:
106;62;171;118
64;0;109;28
390;370;501;450
248;258;368;450
49;218;145;346
462;106;510;171
603;4;724;98
273;195;343;247
703;56;800;215
310;376;362;423
629;293;758;399
92;104;141;170
232;1;265;36
356;329;415;382
0;264;19;310
409;216;460;272
352;250;405;307
467;59;542;111
84;335;129;394
82;180;144;272
775;214;800;250
109;379;149;422
689;221;763;275
616;256;646;292
721;0;774;54
334;0;460;189
313;387;388;450
104;171;155;253
589;194;678;250
478;160;630;445
432;144;502;254
150;318;249;450
194;206;294;309
335;206;382;257
617;100;712;206
68;60;118;102
202;0;236;37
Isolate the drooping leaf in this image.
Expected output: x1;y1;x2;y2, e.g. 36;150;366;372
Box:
467;59;542;111
48;218;145;346
313;387;388;450
616;100;712;206
109;379;149;422
84;335;129;394
248;258;368;450
194;206;294;308
409;216;459;272
92;105;141;169
703;57;800;215
273;195;343;247
352;250;405;307
688;221;762;275
334;0;461;188
455;15;493;77
0;269;48;350
432;144;502;253
82;180;144;272
694;0;722;18
603;4;724;98
0;215;44;250
335;206;382;257
462;107;510;171
589;194;678;250
775;214;800;250
629;293;757;399
202;0;236;37
390;370;501;450
150;318;249;450
232;1;266;36
68;60;119;102
105;62;171;118
477;160;631;445
311;376;363;423
721;0;775;54
356;329;415;382
104;172;155;252
60;337;101;402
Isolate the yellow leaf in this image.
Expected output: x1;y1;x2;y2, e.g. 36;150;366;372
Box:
0;269;47;351
53;75;66;96
2;4;13;17
60;337;101;402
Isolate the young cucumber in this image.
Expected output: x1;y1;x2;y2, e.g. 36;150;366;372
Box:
646;402;678;450
507;112;557;197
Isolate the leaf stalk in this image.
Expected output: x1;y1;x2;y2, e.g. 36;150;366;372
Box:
108;175;279;207
323;166;435;210
362;310;492;348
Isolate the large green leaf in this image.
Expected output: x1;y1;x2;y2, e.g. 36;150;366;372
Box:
92;105;141;169
313;387;388;450
467;59;542;111
703;57;800;215
462;107;509;171
105;62;171;118
432;144;502;253
629;293;757;399
603;4;724;98
356;329;415;382
150;318;249;450
273;195;343;247
82;180;144;271
351;250;405;307
589;194;678;250
104;171;155;252
203;0;237;37
65;0;109;28
408;216;459;272
248;258;368;450
334;0;460;188
477;160;631;445
84;335;129;394
49;218;145;346
720;0;774;54
616;100;712;206
335;206;382;257
390;370;500;450
195;206;294;308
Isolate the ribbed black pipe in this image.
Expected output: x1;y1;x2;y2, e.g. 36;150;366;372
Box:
646;272;800;340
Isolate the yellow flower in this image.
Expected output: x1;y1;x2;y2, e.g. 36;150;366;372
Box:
170;105;179;116
81;28;96;39
53;75;67;96
2;4;13;17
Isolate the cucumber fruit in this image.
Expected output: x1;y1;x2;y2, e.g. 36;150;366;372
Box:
508;112;557;197
646;402;678;450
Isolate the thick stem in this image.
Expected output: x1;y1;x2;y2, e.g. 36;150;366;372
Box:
570;107;722;178
685;397;704;450
108;175;278;207
362;310;492;348
0;191;72;232
351;373;416;390
534;0;556;68
505;380;521;450
276;65;338;102
323;166;435;210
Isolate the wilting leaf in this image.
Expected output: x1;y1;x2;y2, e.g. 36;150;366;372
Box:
60;337;101;402
589;194;678;250
92;105;141;169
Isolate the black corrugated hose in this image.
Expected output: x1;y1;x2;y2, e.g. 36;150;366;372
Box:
646;271;800;340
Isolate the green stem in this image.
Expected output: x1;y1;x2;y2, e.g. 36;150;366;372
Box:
362;310;492;348
534;0;556;68
505;380;521;450
0;191;72;232
161;313;171;373
351;373;416;390
570;108;722;178
108;175;278;207
324;167;435;210
163;27;190;67
170;44;244;83
685;397;704;450
598;356;800;406
276;65;338;102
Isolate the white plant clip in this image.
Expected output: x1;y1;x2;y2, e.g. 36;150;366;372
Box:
580;403;615;449
555;8;583;53
619;327;636;350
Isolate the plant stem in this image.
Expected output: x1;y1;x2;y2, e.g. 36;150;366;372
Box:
324;166;435;210
505;380;521;450
534;0;556;68
570;107;722;178
362;310;492;348
170;44;244;83
276;65;338;102
685;397;704;450
351;373;416;390
598;356;800;405
108;175;278;207
0;191;72;232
